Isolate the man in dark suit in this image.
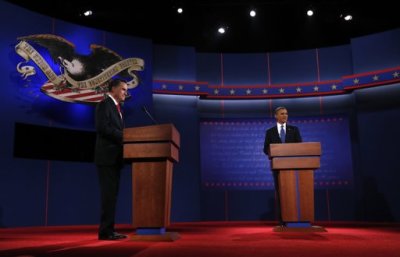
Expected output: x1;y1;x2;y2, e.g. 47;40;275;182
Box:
263;106;302;225
95;79;128;240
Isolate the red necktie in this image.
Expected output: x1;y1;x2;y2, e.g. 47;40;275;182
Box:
116;104;122;118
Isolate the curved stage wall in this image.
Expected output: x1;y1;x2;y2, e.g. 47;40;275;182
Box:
0;1;399;227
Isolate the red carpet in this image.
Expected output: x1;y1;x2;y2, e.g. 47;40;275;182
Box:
1;222;400;257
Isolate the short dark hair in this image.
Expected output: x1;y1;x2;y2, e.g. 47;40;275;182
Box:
107;78;127;92
274;106;287;114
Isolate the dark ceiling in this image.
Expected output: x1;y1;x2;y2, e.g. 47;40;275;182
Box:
7;0;400;53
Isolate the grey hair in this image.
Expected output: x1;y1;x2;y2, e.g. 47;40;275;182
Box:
274;106;287;114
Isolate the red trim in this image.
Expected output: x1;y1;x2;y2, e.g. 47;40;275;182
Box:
266;53;271;86
343;66;400;78
316;48;320;82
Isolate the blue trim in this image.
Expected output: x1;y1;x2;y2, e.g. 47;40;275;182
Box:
286;222;311;228
136;227;166;235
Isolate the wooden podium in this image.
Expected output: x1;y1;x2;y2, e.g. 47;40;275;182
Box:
269;142;326;232
123;124;180;241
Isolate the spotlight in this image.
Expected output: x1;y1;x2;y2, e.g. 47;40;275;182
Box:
177;7;183;14
249;10;256;17
307;9;314;16
344;14;352;21
218;27;226;34
83;10;92;16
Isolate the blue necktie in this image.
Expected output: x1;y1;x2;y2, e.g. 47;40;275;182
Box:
280;125;285;143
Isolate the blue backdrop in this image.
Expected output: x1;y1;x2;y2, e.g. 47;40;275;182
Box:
200;116;353;190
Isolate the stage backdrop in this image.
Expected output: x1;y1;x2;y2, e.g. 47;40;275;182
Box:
200;115;353;190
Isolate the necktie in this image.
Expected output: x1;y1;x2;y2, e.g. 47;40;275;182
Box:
116;103;122;118
280;125;285;143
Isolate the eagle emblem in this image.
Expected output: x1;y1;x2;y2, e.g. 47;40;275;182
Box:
15;34;144;104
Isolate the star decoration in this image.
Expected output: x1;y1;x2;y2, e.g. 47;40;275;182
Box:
262;89;268;94
393;71;399;78
230;89;235;95
313;86;319;92
279;88;285;93
353;78;360;84
178;85;183;90
195;86;200;91
372;75;379;81
162;84;167;89
296;87;302;92
214;89;219;95
246;89;252;95
331;84;337;90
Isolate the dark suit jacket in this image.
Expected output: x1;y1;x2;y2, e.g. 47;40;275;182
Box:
263;124;302;155
94;96;124;166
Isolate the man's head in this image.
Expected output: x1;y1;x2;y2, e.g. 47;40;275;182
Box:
108;79;128;103
274;106;288;124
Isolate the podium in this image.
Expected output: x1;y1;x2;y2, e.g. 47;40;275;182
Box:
269;142;326;232
123;124;180;241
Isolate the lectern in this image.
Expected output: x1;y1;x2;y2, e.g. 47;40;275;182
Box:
269;142;325;232
123;124;180;241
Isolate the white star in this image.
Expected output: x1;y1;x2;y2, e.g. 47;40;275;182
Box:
195;86;200;91
214;89;219;95
313;86;319;91
162;84;167;89
279;88;284;93
353;78;360;84
331;84;337;90
230;89;235;95
262;89;268;94
246;89;252;95
296;87;302;92
393;71;399;78
178;85;183;90
372;75;379;81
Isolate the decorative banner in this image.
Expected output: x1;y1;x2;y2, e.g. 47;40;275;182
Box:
153;66;400;99
15;34;144;104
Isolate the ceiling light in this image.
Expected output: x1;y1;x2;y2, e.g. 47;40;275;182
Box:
177;7;183;14
218;27;226;34
306;9;314;16
249;10;256;17
83;10;92;16
344;14;352;21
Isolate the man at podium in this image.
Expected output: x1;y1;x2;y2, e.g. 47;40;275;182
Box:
94;79;128;240
263;106;302;225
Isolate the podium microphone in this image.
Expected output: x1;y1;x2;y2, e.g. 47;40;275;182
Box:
141;105;158;124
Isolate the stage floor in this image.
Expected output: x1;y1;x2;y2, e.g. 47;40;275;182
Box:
1;221;400;257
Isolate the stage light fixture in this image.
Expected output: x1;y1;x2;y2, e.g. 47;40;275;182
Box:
83;10;92;16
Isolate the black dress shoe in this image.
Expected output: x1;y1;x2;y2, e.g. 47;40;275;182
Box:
98;232;127;240
113;232;127;239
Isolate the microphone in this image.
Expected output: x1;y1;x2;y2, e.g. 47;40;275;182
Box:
141;105;158;124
